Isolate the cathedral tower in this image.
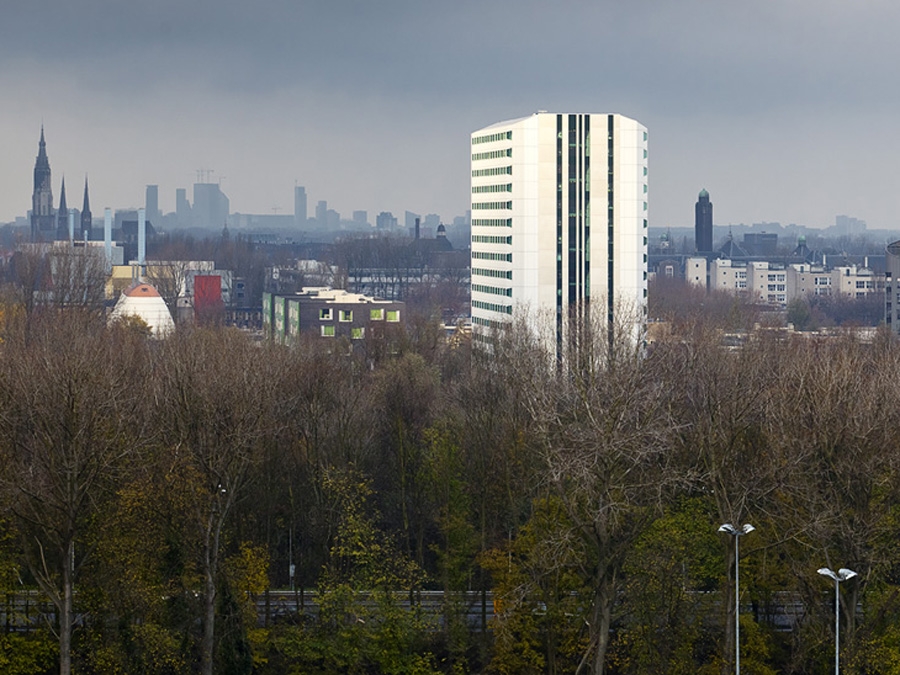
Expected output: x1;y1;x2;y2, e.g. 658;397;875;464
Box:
31;126;55;242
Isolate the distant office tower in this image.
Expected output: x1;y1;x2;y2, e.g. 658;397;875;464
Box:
695;188;713;253
294;186;307;227
376;211;397;229
146;185;160;225
31;126;55;241
81;176;92;239
470;112;648;349
176;188;191;227
418;213;440;239
404;211;420;232
353;210;368;227
316;200;327;227
326;209;340;229
836;214;866;235
192;183;230;229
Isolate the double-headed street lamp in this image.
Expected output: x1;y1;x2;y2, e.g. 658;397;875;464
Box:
719;523;755;675
818;567;857;675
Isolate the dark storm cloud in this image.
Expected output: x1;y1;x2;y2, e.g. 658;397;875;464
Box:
4;1;900;226
6;1;896;108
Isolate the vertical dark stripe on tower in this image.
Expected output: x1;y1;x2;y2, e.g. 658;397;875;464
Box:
568;115;577;307
556;114;563;358
584;115;590;305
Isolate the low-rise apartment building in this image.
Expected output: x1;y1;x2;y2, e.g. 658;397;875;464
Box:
702;259;882;307
263;287;404;346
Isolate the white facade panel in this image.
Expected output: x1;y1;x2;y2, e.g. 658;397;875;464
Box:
471;112;647;348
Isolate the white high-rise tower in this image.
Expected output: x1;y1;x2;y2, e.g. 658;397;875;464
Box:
470;112;648;351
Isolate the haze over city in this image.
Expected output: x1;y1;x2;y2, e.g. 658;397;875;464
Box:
3;1;900;229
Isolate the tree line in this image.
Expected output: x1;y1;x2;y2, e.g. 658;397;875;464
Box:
3;305;900;675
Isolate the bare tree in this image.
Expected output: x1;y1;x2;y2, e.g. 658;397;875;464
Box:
47;244;108;313
513;307;680;675
656;325;786;675
146;259;193;317
764;336;900;671
154;328;282;675
0;313;149;675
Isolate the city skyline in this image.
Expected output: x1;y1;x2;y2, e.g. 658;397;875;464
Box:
3;2;900;229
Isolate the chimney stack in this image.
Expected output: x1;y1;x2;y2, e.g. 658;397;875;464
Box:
138;208;146;266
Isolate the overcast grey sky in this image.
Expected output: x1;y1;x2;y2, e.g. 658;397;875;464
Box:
3;1;900;229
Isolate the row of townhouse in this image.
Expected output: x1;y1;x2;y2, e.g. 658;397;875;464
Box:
687;258;883;307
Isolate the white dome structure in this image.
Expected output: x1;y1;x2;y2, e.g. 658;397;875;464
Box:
109;283;175;337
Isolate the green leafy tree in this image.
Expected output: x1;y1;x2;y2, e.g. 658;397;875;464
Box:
611;497;721;674
423;427;480;673
371;353;440;565
0;516;57;675
480;495;588;675
258;468;439;675
79;453;203;674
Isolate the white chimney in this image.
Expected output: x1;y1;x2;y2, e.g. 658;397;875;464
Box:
68;208;75;242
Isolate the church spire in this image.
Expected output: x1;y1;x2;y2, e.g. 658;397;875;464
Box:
36;126;50;171
81;175;92;239
59;176;67;213
56;176;69;239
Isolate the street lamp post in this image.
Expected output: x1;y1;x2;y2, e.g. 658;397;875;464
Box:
719;523;755;675
818;567;857;675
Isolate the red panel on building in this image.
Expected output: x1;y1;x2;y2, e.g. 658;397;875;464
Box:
194;275;223;323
